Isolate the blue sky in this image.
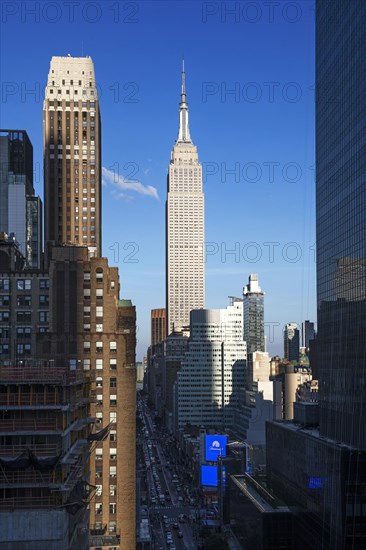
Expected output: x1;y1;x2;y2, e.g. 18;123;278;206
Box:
0;1;316;360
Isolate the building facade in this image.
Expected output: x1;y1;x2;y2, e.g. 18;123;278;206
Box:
36;246;137;550
41;55;136;549
301;320;315;350
283;323;299;363
266;419;366;550
151;308;166;351
0;237;49;365
243;274;265;354
316;0;366;449
0;129;42;268
176;299;246;431
0;362;93;550
43;57;101;258
163;329;189;432
266;4;366;550
166;62;204;334
1;54;137;550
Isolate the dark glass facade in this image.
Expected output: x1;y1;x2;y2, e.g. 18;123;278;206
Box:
0;130;42;268
266;5;366;550
0;130;33;193
26;196;42;269
0;130;34;236
301;320;315;349
316;0;366;448
284;324;300;363
266;421;366;550
243;275;265;354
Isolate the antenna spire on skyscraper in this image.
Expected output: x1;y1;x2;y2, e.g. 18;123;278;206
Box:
177;57;191;143
182;54;185;97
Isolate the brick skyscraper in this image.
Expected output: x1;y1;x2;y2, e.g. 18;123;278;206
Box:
42;56;136;549
43;56;101;257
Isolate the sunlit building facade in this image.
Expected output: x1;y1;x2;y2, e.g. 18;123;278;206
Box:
166;62;204;334
43;57;101;258
176;299;246;430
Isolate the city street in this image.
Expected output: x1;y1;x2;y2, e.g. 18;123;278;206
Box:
138;395;199;549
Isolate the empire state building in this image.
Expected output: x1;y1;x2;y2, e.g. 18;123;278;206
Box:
166;62;205;334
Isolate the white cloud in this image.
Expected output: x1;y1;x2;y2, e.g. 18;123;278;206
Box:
102;166;159;199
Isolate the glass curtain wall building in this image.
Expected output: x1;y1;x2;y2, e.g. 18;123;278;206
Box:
316;0;366;448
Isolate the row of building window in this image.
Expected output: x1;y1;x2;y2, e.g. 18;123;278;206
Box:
84;341;117;351
83;359;117;370
48;88;95;98
96;396;117;406
95;484;117;497
95;412;117;424
84;359;117;370
0;344;31;355
95;448;117;460
96;377;117;388
95;503;117;515
50;141;96;149
0;279;49;291
0;311;49;323
0;295;49;307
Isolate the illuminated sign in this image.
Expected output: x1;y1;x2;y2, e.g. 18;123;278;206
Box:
201;465;218;487
201;465;226;487
205;435;228;462
308;477;325;489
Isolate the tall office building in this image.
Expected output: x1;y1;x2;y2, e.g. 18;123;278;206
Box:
301;320;315;349
166;61;204;334
146;309;166;416
151;308;166;351
176;299;246;430
43;56;101;258
30;245;137;550
266;3;366;548
41;56;135;549
243;274;265;354
283;323;300;362
163;329;189;432
316;0;366;448
26;196;42;268
0;129;42;268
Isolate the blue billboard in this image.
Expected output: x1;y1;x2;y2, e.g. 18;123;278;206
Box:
201;465;226;487
308;477;325;489
205;435;228;462
201;465;218;487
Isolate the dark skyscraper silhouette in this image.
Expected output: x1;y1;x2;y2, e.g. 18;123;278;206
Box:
266;3;366;549
243;274;265;354
316;0;366;448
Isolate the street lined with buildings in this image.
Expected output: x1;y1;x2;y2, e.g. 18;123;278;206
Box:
1;2;365;549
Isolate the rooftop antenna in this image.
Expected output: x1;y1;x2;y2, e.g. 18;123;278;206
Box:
182;53;185;95
82;41;84;57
